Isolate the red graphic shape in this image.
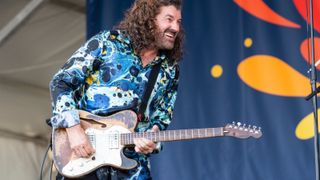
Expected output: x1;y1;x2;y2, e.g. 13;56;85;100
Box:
293;0;320;33
234;0;300;28
300;37;320;69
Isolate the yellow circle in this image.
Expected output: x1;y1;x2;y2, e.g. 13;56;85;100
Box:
244;38;253;48
211;65;223;78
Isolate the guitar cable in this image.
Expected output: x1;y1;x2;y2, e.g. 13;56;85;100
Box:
39;118;54;180
39;142;53;180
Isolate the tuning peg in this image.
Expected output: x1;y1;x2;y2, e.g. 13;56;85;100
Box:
248;125;254;132
232;121;236;126
253;126;257;130
243;124;249;131
237;122;242;127
238;123;246;130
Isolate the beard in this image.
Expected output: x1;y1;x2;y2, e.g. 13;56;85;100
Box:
154;28;177;50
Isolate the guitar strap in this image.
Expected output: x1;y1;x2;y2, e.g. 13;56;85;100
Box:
137;63;161;122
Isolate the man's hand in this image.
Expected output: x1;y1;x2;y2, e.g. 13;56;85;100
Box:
133;125;160;154
66;124;95;158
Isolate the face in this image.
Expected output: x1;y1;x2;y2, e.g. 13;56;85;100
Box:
154;5;182;50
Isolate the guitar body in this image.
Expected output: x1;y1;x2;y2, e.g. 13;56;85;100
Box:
52;110;138;178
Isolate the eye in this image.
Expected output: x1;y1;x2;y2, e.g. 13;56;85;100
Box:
166;17;173;22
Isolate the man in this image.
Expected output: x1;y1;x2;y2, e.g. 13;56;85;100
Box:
50;0;184;179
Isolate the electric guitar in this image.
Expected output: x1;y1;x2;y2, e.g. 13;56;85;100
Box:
52;110;262;178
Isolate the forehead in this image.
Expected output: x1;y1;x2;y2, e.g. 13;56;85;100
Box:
157;5;182;19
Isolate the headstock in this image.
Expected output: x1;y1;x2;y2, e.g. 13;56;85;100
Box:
223;122;262;139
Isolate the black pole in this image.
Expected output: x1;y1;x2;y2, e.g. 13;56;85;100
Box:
307;0;320;179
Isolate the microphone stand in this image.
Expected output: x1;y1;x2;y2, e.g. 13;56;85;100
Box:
304;0;320;179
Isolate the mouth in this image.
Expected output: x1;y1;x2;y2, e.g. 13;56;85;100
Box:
164;31;177;41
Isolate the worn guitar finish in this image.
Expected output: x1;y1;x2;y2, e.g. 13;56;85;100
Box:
52;110;262;178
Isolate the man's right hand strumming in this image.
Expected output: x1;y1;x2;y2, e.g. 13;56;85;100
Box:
66;124;95;158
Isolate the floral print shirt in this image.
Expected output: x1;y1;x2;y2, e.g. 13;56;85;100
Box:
49;30;179;179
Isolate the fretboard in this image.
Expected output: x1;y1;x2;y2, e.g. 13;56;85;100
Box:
120;128;224;145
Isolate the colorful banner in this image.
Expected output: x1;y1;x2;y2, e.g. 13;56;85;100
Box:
87;0;318;179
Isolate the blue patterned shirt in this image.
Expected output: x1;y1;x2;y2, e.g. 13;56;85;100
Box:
49;30;179;179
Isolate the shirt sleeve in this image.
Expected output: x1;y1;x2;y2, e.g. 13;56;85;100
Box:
149;64;180;131
49;32;106;128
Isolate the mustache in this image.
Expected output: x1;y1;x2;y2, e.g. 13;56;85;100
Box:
163;28;178;37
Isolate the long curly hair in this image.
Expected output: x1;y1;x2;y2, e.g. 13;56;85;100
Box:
116;0;184;63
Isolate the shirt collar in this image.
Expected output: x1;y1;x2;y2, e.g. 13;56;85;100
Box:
111;30;168;67
109;30;131;45
147;52;167;67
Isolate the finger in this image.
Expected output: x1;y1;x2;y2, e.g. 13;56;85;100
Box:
83;144;95;155
151;125;159;132
78;146;89;157
141;138;155;149
73;148;82;158
134;146;141;153
138;139;155;154
134;138;149;153
137;139;149;152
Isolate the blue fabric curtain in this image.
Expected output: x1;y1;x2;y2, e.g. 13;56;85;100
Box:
87;0;316;179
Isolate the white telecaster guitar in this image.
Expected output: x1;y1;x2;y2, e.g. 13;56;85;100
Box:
52;110;262;178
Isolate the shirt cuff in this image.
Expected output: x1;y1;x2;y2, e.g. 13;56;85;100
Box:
152;142;163;154
50;110;80;128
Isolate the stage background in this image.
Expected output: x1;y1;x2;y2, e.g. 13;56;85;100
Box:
87;0;319;179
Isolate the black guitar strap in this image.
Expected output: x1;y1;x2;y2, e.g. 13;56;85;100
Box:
137;63;161;122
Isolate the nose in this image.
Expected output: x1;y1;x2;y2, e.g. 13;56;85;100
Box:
171;21;180;33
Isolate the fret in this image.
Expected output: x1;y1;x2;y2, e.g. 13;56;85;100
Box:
174;130;176;140
181;130;183;139
185;129;188;139
153;132;156;141
126;134;131;144
151;132;154;141
126;134;128;144
127;134;129;144
183;129;185;139
191;129;194;138
121;134;123;145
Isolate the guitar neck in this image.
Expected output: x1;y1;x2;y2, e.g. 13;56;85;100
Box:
121;127;224;145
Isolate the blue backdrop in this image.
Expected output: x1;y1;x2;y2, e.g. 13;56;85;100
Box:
86;0;319;179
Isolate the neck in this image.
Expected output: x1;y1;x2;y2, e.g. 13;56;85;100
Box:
120;127;225;145
140;48;158;67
